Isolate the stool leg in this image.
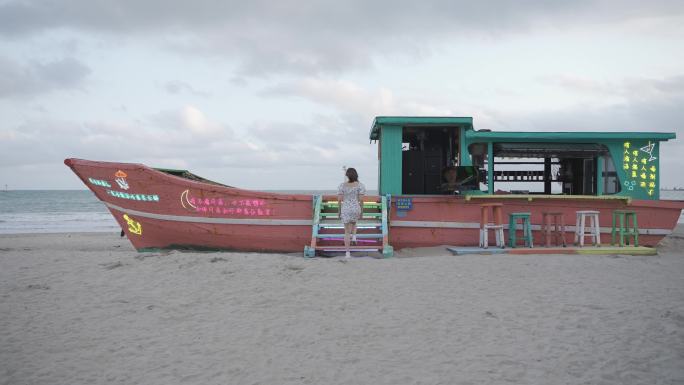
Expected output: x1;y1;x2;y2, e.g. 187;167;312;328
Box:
509;218;515;248
495;228;501;248
541;213;548;247
633;214;639;247
591;215;598;246
481;209;488;231
621;213;627;246
560;215;566;247
580;214;586;247
628;214;633;246
494;227;499;248
554;216;560;247
580;215;587;247
494;229;499;247
544;215;550;247
480;207;488;249
479;228;484;248
595;214;601;246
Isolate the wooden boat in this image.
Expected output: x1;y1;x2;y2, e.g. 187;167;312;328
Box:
65;116;683;255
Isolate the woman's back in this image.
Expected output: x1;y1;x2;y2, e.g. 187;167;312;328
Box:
338;182;365;202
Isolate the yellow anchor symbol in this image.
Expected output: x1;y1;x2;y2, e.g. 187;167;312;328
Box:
123;214;142;235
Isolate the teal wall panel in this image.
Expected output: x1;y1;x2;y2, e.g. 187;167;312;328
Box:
379;124;403;195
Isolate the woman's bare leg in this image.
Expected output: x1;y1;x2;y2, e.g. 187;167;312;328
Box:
351;222;358;244
343;223;351;257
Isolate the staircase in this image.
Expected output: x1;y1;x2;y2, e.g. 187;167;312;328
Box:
304;195;393;258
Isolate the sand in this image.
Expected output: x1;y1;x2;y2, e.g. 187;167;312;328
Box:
1;229;683;385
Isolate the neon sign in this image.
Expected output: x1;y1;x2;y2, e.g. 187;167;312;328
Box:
115;177;129;190
622;141;658;197
123;214;142;235
107;190;160;202
88;178;111;188
181;189;275;216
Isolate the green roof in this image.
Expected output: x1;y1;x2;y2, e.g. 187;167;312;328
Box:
370;116;473;140
465;130;676;142
369;115;677;143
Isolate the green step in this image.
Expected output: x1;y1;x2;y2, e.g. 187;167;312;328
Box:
319;224;381;229
320;212;381;218
322;202;381;209
307;194;392;258
315;233;383;239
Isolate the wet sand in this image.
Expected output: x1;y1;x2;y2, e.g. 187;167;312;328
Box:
1;228;683;385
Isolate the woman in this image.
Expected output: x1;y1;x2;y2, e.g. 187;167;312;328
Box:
338;167;366;258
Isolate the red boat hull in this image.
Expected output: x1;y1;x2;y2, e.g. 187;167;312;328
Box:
65;159;683;252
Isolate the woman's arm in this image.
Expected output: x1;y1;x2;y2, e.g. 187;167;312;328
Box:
338;194;343;217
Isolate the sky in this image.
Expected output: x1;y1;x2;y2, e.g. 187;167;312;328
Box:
1;0;683;190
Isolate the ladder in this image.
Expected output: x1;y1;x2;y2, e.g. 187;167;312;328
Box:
304;195;393;258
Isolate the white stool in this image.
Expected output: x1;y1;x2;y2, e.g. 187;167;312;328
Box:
575;210;601;247
479;203;505;249
480;224;505;249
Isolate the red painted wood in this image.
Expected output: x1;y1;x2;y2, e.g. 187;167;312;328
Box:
66;159;684;252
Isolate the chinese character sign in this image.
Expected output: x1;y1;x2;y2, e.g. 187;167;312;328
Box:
622;141;658;197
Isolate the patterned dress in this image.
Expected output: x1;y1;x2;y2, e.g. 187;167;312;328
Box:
338;182;366;224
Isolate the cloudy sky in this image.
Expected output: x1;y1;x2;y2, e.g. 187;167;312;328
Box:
1;0;683;190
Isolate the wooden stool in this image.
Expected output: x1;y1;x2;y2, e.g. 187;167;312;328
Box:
542;212;566;247
479;203;505;249
611;210;639;247
508;212;533;248
575;210;601;247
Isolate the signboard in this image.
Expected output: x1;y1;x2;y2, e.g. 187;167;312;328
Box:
395;197;413;211
621;141;658;198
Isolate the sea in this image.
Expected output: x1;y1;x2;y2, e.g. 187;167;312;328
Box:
1;189;683;234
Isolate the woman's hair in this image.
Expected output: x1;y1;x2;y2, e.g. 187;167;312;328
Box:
346;168;359;182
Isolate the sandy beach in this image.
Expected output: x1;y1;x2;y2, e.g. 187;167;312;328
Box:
1;229;683;385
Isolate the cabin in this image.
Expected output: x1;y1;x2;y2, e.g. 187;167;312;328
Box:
370;117;676;200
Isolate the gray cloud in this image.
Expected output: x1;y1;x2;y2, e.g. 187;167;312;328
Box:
479;77;684;187
2;1;682;76
0;56;91;98
542;74;684;99
261;74;684;186
0;105;374;184
162;80;209;97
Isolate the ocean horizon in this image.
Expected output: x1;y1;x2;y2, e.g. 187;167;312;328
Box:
1;189;683;234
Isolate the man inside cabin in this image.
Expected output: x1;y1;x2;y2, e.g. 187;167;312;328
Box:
440;167;459;193
440;166;478;194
